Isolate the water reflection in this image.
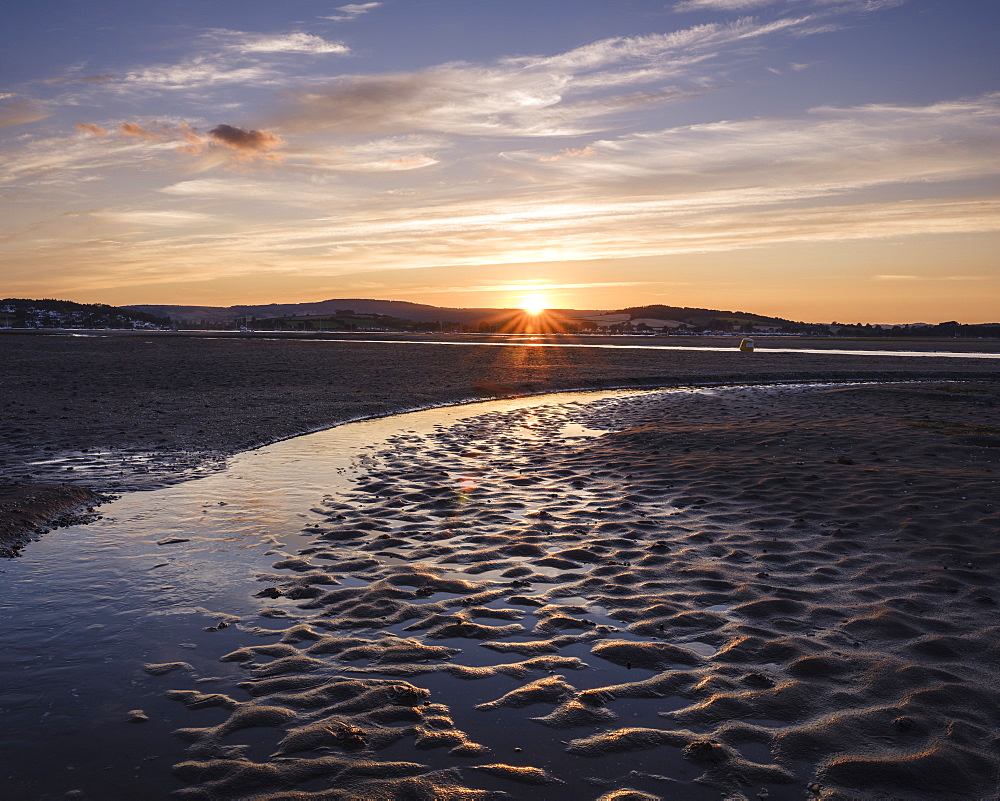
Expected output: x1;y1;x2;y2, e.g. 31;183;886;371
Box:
0;387;652;798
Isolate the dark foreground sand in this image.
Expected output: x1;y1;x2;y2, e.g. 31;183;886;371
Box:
2;333;1000;799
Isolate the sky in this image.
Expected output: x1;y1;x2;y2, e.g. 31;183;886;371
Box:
1;0;998;323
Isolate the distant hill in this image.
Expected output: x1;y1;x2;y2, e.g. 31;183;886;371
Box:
615;304;792;325
127;298;604;326
1;298;170;329
126;298;802;328
571;304;803;332
7;296;993;335
128;298;450;325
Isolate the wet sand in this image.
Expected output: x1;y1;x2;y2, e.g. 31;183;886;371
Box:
147;381;1000;800
0;483;104;556
2;332;999;798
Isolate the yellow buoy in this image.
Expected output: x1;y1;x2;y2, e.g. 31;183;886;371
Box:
739;338;755;352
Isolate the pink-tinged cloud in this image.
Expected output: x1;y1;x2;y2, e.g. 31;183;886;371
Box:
74;122;108;136
539;146;597;162
0;99;49;127
175;123;205;155
118;121;166;140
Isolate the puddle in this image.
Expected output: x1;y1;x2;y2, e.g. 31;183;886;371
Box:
681;641;719;658
559;422;608;439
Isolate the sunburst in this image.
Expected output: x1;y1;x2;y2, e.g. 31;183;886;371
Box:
520;294;547;315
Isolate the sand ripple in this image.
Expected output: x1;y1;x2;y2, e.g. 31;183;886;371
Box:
154;382;1000;800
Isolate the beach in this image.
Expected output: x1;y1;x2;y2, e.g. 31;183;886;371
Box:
1;332;999;799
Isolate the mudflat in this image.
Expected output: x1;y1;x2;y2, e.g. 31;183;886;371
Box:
2;331;996;493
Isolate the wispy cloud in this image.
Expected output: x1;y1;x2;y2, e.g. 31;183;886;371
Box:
538;146;596;162
514;94;1000;199
74;30;349;98
6;194;994;296
873;273;991;281
673;0;778;12
42;72;115;85
161;128;429;173
119;59;273;91
321;3;382;22
0;0;985;307
0;130;169;187
203;29;350;55
158;178;329;204
275;16;815;137
673;0;905;12
413;281;649;294
119;121;167;140
96;209;216;227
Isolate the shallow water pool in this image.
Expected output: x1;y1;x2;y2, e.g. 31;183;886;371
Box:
1;387;662;798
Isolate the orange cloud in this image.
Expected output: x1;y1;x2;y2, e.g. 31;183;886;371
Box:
119;121;166;140
175;122;206;155
74;122;108;136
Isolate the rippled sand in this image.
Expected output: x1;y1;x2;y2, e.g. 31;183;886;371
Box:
152;382;1000;800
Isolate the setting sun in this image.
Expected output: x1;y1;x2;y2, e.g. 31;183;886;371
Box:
520;295;548;315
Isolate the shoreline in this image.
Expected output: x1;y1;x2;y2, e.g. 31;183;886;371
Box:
0;483;106;557
4;327;999;354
